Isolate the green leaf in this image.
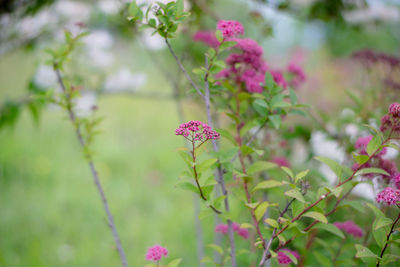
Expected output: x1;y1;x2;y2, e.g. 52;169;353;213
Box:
207;244;223;255
167;258;182;267
355;168;389;177
252;99;269;116
295;169;309;183
353;154;369;165
264;218;279;228
314;223;345;239
252;180;284;192
381;254;400;265
216;30;223;42
175;0;184;15
315;156;350;180
366;135;382;156
265;72;275;89
247;161;277;175
355;244;378;259
176;182;198;194
375;216;392;230
219;41;236;51
285;189;305;203
291;201;303;217
254;202;269;221
373;226;387;247
303;211;328;224
281;166;294;178
216;128;236;145
197;158;218;173
269;114;281;129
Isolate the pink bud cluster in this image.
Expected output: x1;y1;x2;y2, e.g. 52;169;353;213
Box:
193;20;306;93
145;245;168;261
271;156;290;168
193;31;220;48
277;249;300;265
333;221;364;238
376;187;400;205
381;103;400;132
287;63;306;88
175;120;220;141
216;20;244;39
215;222;249;239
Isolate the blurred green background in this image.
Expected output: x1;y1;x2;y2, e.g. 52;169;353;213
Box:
1;0;400;266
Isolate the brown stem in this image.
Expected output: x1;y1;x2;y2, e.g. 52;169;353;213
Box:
54;65;128;267
376;209;400;267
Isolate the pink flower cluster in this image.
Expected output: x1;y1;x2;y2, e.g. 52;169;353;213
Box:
333;221;364;238
193;31;220;48
271;156;290;168
277;249;300;265
194;20;306;93
380;102;400;132
287;63;306;88
217;20;244;39
214;222;249;239
175;120;220;141
376;187;400;205
145;245;168;261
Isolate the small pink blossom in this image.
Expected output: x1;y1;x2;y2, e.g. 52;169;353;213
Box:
271;156;290;168
380;114;392;132
270;70;288;89
215;222;249;239
193;31;220;48
333;221;364;238
175;120;220;141
145;245;168;262
287;63;306;88
277;249;300;265
394;173;400;189
389;102;400;117
376;187;400;205
215;224;228;234
217;20;244;39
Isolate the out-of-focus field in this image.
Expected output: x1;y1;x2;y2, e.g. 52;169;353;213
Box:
0;49;209;266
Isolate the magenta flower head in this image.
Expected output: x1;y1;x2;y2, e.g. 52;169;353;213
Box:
376;187;400;205
271;156;290;168
193;31;220;48
145;245;168;262
333;221;364;238
277;249;300;266
175;120;220;142
215;224;228;234
389;102;400;117
287;63;306;88
217;20;244;39
215;222;249;239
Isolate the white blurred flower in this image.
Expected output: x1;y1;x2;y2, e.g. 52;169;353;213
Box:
17;10;56;39
55;0;91;22
103;68;147;92
75;92;97;117
344;2;400;24
141;29;166;51
382;146;399;160
83;30;114;67
34;65;58;89
345;124;359;140
352;182;375;201
311;131;346;184
98;0;123;15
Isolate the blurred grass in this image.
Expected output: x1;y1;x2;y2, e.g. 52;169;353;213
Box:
0;48;213;266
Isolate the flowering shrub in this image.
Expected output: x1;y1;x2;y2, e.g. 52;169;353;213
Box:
1;0;399;267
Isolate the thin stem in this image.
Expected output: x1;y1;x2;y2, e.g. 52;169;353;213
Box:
376;209;400;267
54;65;128;267
204;57;237;266
165;38;204;98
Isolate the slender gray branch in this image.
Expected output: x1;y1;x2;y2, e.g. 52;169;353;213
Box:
165;38;204;98
54;66;128;267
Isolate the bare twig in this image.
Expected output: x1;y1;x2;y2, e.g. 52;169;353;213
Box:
54;65;128;267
